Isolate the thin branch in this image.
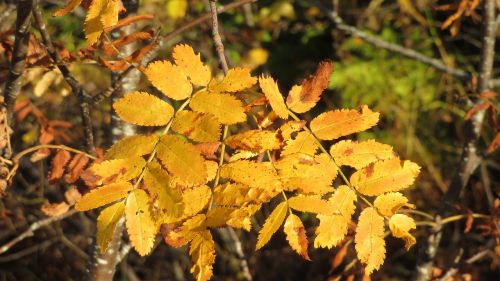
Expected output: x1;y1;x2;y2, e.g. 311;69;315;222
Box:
313;1;474;79
209;0;229;74
2;0;34;120
0;210;76;255
32;4;95;153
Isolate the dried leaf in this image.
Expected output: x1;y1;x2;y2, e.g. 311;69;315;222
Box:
284;214;310;260
310;105;379;140
256;201;288;250
65;154;90;184
53;0;83;16
41;201;70;217
287;60;333;113
389;214;416;250
258;75;288;119
48;149;71;183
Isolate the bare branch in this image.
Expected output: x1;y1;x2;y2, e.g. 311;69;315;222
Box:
32;3;95;153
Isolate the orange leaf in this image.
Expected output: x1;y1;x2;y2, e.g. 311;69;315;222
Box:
48;149;71;183
284;214;310;260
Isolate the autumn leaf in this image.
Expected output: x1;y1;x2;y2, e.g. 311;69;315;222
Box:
278;120;306;140
287;60;333;113
310;105;379;140
258;75;289;119
389;214;416;250
288;195;333;215
76;182;133;211
83;157;145;186
126;189;157;256
84;0;119;45
284;214;310;260
220;160;281;191
172;111;221;142
97;201;125;253
355;207;386;275
374;192;414;216
256;201;288;250
144;60;192;100
182;185;212;218
224;129;280;153
281;131;319;156
209;67;257;93
156;135;208;186
189;230;216;281
106;134;159;159
48;149;71;183
350;157;421;196
330;139;394;169
166;0;188;19
113;92;174;126
189;91;246;125
53;0;82;17
173;44;211;86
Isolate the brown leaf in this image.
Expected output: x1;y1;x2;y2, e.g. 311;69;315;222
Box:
64;154;90;184
48;149;72;183
41;201;70;217
103;14;155;33
64;186;82;205
331;243;348;271
487;132;500;154
286;60;333;113
464;102;491;120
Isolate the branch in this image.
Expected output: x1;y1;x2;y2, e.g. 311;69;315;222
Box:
2;0;34;120
0;210;76;255
32;4;95;153
313;1;471;80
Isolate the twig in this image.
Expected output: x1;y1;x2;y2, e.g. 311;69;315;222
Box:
209;0;229;74
32;3;95;153
0;237;59;263
2;0;34;120
438;248;492;281
313;1;471;80
0;210;76;255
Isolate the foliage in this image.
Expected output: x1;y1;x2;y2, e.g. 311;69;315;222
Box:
74;44;421;279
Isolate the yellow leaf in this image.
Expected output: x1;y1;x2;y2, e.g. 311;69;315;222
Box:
286;60;333;113
229;151;259;162
113;92;174;126
284;214;310;260
126;189;157;256
220;160;281;191
278;120;306;140
314;215;349;249
224;129;280;153
144;161;183;220
288;195;333;215
166;0;188;20
213;183;275;206
258;75;288;119
350;157;421;196
106;134;159;159
189;91;246;125
314;185;357;249
282;131;318;156
86;157;145;186
172;44;211;86
84;0;119;45
189;230;215;281
226;204;261;231
389;214;416;250
374;192;414;216
355;207;386;275
144;60;192;100
310;105;379;140
76;182;133;211
330;140;394;169
182;185;212;217
256;201;288;250
275;154;337;195
96;201;125;253
172;111;221;142
156;135;207;186
203;207;235;228
240;47;269;70
53;0;83;16
209;67;257;93
205;160;218;182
